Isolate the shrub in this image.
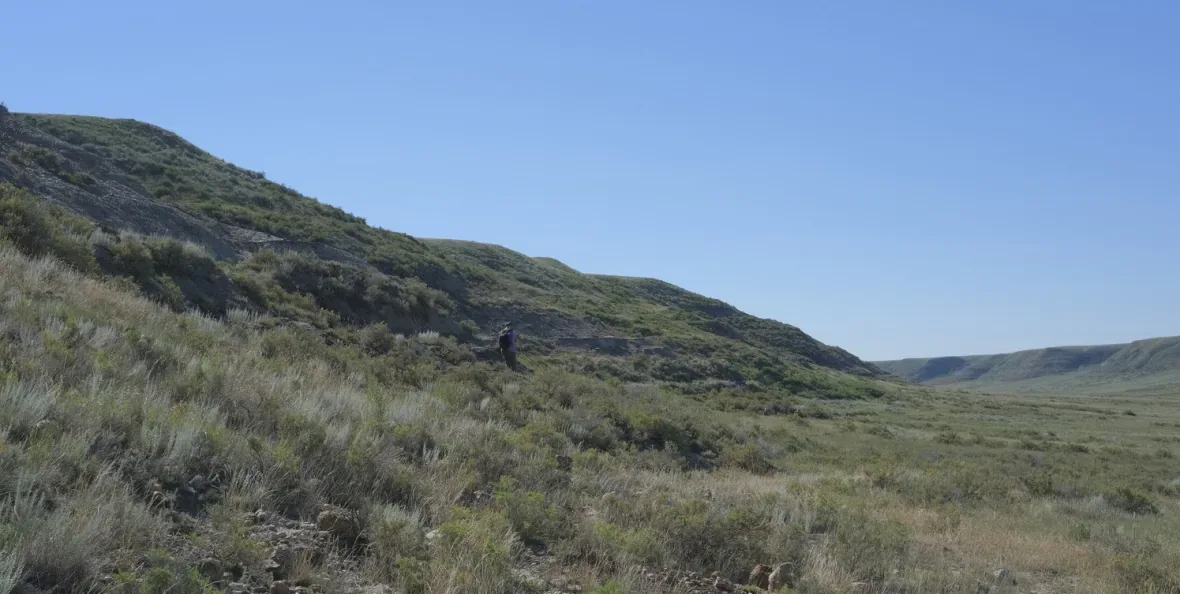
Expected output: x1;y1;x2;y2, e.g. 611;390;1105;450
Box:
493;476;569;546
1112;554;1180;593
560;521;665;569
831;508;910;582
1018;438;1047;451
364;504;426;583
584;495;780;579
359;323;399;355
17;146;64;173
880;463;1018;506
429;509;522;594
6;473;167;592
108;239;156;279
390;556;428;594
0;381;55;442
65;171;96;188
0;183;97;273
1068;522;1092;541
139;566;219;594
146;237;213;276
1106;487;1159;515
509;417;570;455
98;234;228;313
208;505;268;569
720;442;774;474
155;275;186;311
621;409;702;456
935;432;963;445
389;423;438;462
11;146;99;189
1021;472;1057;498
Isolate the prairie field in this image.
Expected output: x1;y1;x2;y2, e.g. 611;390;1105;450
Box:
1;243;1177;594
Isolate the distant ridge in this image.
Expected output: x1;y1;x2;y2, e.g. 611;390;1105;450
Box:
875;335;1180;392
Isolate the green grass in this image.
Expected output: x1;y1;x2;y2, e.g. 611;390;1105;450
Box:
0;235;1178;593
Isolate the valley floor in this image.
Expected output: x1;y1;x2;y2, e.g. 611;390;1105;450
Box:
1;244;1178;594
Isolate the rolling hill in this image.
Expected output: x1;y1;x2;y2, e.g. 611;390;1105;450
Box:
3;104;1180;594
875;335;1180;392
0;106;882;398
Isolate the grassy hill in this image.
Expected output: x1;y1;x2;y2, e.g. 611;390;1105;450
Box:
875;336;1180;393
2;215;1179;594
2;104;1179;594
0;109;881;402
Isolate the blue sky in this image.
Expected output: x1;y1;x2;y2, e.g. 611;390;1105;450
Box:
3;1;1178;360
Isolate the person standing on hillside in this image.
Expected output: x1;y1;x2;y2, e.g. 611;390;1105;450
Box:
498;323;519;371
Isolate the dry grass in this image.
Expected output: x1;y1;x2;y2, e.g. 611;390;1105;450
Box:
0;550;23;594
0;243;1178;594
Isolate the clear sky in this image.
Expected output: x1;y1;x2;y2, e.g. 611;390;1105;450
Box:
3;1;1178;360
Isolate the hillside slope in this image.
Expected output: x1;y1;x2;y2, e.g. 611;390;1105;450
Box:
875;335;1180;392
2;217;1179;594
0;107;881;397
4;106;1180;594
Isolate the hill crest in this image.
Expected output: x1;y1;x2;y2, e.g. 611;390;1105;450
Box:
875;335;1180;392
0;108;883;395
